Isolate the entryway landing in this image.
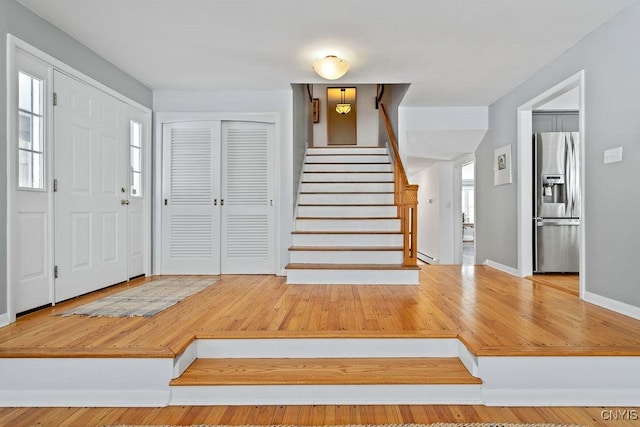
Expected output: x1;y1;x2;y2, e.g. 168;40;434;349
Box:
1;266;640;406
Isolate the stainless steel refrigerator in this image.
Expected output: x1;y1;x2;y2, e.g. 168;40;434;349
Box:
533;132;580;273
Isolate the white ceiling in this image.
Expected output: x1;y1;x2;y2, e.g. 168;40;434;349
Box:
17;0;637;106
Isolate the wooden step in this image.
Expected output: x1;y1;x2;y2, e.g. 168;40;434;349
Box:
300;182;394;192
289;246;403;251
285;263;419;270
304;162;393;172
302;172;394;182
297;204;397;218
170;357;480;386
307;147;387;155
289;246;404;264
295;217;401;232
305;155;389;164
299;192;394;205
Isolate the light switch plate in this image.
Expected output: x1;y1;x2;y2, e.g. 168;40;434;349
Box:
604;147;623;164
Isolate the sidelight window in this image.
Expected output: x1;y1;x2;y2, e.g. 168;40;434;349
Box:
130;120;143;197
18;71;45;190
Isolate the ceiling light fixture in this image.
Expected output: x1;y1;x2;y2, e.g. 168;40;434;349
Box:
313;55;350;80
336;88;351;115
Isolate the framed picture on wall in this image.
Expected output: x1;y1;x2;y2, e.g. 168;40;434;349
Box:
494;144;512;185
312;98;320;123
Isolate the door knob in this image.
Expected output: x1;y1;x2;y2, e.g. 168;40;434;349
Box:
121;199;130;205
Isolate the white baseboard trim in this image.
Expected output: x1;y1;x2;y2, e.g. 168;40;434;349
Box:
482;388;640;406
0;313;9;327
483;259;519;276
583;291;640;320
0;390;170;407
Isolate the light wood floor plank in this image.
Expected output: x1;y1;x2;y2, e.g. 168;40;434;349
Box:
2;266;640;358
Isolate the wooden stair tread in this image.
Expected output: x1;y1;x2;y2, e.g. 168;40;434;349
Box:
302;181;393;184
170;357;481;386
306;153;388;156
291;231;402;235
289;246;403;252
296;217;399;220
304;162;391;165
285;263;420;270
299;191;394;195
298;204;396;207
303;171;393;174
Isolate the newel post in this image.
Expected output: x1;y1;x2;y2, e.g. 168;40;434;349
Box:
402;184;419;266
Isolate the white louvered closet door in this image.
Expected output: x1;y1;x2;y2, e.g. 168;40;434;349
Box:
161;121;221;274
220;121;275;273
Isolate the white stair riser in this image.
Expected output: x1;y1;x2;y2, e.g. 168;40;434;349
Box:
297;205;397;218
195;338;460;358
303;172;394;182
304;163;393;172
301;182;394;193
307;147;387;155
299;193;394;205
296;219;400;232
287;268;420;285
292;233;404;247
306;155;389;163
290;250;404;264
170;384;481;405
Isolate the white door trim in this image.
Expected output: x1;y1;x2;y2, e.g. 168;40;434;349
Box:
515;70;585;298
154;112;281;276
5;35;152;323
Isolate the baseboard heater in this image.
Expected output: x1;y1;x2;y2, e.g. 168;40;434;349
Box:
418;251;438;264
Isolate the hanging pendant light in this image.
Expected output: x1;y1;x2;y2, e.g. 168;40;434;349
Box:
336;88;352;115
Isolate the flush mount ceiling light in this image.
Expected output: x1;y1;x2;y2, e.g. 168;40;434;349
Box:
336;88;352;115
313;55;350;80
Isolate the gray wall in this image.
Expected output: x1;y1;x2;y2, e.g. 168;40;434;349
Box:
0;0;153;317
476;2;640;308
291;84;311;199
378;84;410;146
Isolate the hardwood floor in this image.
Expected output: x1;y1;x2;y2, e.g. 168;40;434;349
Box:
0;404;636;427
1;265;640;425
1;266;640;357
527;273;580;296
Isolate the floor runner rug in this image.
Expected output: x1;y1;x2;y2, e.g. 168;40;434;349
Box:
61;277;218;317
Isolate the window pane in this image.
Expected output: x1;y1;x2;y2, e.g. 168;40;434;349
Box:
19;72;32;112
131;171;141;197
19;112;32;150
32;77;42;115
32;152;44;189
131;121;142;148
130;146;141;172
18;149;33;188
33;116;43;152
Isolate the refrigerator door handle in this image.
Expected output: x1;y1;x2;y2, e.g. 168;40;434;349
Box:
537;218;580;226
564;135;571;216
571;133;579;218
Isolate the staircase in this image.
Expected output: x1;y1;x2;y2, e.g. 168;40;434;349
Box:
286;146;420;285
169;336;483;405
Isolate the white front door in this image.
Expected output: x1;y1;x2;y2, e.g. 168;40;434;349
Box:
220;121;275;273
11;52;52;313
53;71;129;302
161;121;221;274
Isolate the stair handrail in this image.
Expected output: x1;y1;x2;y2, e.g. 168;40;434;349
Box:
380;103;418;267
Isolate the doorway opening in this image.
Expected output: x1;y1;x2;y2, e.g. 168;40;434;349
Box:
326;87;357;145
461;162;475;266
516;71;585;298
